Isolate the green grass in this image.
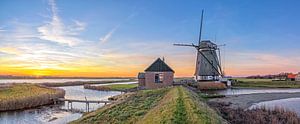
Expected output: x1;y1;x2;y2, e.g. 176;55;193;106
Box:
71;86;225;124
70;88;170;124
181;87;225;124
172;87;188;124
234;78;273;82
232;78;300;88
174;77;193;82
0;84;58;101
104;84;138;91
198;93;225;100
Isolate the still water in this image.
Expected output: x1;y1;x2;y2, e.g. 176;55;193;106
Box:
207;88;300;95
249;98;300;117
0;78;129;84
0;81;135;124
206;88;300;117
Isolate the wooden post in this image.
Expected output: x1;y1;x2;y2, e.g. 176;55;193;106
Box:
85;96;89;112
87;103;89;112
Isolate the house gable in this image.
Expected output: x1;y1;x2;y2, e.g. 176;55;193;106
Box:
145;58;174;73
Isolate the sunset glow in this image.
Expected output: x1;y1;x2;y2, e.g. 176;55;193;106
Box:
1;0;300;77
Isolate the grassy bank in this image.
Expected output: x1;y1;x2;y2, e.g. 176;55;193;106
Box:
41;79;135;87
140;87;225;124
84;83;138;91
71;88;169;124
71;86;225;124
232;78;300;88
0;84;65;111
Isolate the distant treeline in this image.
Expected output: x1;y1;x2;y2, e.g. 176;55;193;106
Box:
246;72;295;79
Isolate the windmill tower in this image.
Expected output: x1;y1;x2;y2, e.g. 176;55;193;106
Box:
174;10;224;81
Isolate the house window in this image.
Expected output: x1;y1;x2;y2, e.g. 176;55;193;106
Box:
155;73;163;83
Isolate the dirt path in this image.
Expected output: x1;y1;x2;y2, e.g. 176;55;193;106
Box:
208;92;300;109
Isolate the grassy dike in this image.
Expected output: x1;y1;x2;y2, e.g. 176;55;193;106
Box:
70;86;225;124
84;83;138;91
0;84;65;111
232;78;300;88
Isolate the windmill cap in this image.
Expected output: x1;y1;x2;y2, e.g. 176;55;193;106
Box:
199;40;217;49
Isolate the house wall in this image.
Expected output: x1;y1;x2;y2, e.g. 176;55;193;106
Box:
296;74;300;81
138;78;146;87
144;71;174;89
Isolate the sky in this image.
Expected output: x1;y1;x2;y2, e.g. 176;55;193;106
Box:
0;0;300;77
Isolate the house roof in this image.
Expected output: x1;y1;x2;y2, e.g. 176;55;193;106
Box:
145;58;174;72
287;74;296;79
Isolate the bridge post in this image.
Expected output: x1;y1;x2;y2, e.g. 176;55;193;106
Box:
70;102;72;109
85;102;90;112
87;103;89;112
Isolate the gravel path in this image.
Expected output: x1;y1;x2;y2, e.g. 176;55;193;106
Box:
208;92;300;109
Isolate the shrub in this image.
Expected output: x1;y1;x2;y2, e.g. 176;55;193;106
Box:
198;82;226;90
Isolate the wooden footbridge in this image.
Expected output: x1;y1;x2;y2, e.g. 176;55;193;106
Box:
54;97;112;112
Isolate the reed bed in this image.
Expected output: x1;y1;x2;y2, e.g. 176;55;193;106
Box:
210;102;300;124
0;84;65;111
84;83;138;92
198;82;227;90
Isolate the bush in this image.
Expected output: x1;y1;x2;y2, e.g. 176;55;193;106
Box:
198;82;226;90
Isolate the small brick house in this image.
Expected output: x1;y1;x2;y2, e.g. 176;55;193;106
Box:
287;73;297;81
296;72;300;81
138;58;174;89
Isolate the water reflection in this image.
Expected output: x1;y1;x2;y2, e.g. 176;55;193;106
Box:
249;98;300;117
59;85;121;112
206;88;300;95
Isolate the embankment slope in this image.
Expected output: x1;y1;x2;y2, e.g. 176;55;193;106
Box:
71;86;225;124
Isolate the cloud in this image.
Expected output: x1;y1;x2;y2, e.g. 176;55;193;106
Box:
0;27;6;32
99;12;138;43
37;0;87;46
0;22;38;42
0;47;21;55
99;24;120;43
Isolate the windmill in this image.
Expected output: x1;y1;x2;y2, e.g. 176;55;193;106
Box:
174;10;225;81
